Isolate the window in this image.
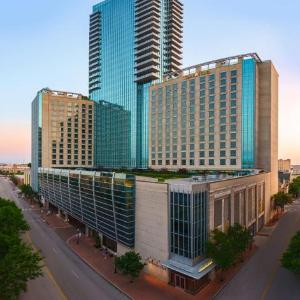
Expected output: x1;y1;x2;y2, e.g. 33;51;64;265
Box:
182;160;186;165
231;141;237;148
220;142;226;149
209;143;214;149
220;72;227;79
220;79;226;86
209;135;214;141
231;70;237;77
209;74;215;81
199;159;205;166
173;160;177;165
199;151;205;158
209;151;214;157
231;92;237;99
220;159;226;165
200;143;205;150
230;150;236;156
209;159;214;165
231;77;237;84
190;160;194;165
230;159;237;165
220;94;226;101
220;134;226;140
220;150;226;157
231;133;237;140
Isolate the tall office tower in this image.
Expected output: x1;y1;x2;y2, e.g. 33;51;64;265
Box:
89;0;183;169
149;53;278;194
31;89;94;191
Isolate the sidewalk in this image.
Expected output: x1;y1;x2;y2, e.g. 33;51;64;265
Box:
67;234;257;300
33;205;262;300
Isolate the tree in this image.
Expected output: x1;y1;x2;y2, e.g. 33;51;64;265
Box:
0;198;42;300
0;198;29;235
228;223;252;260
272;192;293;212
19;184;38;202
115;251;145;282
0;235;42;300
206;229;236;279
289;177;300;198
9;175;19;186
281;231;300;275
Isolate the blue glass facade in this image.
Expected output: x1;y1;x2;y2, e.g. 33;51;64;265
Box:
90;0;183;169
31;91;42;192
241;58;256;169
91;0;138;168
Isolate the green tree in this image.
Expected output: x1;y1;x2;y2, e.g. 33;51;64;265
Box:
0;198;42;300
9;175;19;186
272;192;293;211
228;223;252;260
0;199;29;235
19;184;38;202
281;231;300;275
115;251;145;282
289;177;300;198
206;229;236;279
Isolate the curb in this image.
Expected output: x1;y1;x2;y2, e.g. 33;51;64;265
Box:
66;235;133;300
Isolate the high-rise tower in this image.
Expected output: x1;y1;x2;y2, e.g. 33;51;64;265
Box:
89;0;183;169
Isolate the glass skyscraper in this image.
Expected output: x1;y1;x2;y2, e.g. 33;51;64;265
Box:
89;0;183;169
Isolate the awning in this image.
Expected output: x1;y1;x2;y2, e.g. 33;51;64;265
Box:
162;258;215;280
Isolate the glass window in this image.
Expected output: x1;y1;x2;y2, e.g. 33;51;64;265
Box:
220;150;226;157
230;159;237;165
199;159;205;166
231;70;237;77
220;72;227;79
199;151;205;158
230;150;236;156
209;159;214;165
220;159;226;165
209;151;214;157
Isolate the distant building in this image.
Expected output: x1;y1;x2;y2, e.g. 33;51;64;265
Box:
149;53;278;195
0;164;29;174
278;159;291;172
31;89;94;191
89;0;183;168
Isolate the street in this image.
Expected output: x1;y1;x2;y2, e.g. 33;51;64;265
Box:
216;199;300;300
0;177;129;300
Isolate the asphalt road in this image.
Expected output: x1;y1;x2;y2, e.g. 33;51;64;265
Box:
215;199;300;300
0;177;129;300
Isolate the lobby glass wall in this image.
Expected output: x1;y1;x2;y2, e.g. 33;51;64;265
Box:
170;189;208;261
39;169;135;248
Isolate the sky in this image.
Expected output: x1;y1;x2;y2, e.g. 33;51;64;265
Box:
0;0;299;164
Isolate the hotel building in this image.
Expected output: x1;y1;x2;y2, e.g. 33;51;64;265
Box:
89;0;183;168
149;53;278;194
38;168;271;294
31;89;94;191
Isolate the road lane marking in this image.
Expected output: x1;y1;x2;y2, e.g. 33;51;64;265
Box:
71;270;79;279
25;232;68;300
260;263;280;300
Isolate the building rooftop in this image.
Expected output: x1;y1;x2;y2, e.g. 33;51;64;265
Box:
162;53;262;82
38;88;90;101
